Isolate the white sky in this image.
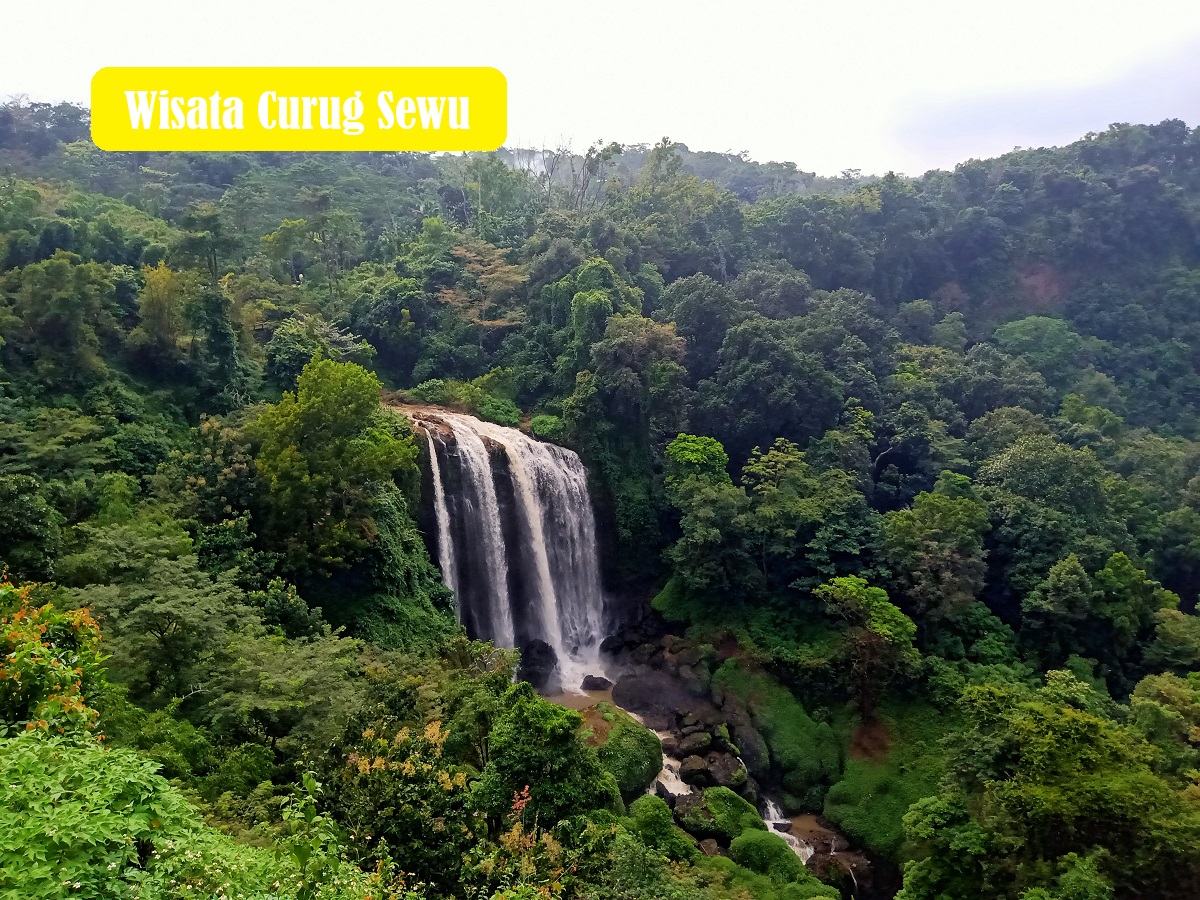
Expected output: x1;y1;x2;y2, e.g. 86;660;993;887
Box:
4;0;1200;176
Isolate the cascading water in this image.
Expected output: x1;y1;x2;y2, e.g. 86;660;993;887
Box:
763;799;816;864
441;415;516;649
648;727;694;800
409;409;608;691
424;430;458;600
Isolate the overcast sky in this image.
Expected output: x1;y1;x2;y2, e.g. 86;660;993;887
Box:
4;0;1200;175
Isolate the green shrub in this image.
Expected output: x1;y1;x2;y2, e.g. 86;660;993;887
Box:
0;729;411;898
477;394;522;427
822;701;950;859
780;881;842;899
471;367;519;399
696;855;839;900
206;742;276;798
320;715;480;895
587;826;694;899
1;580;106;735
652;575;712;624
530;414;566;441
598;769;627;816
124;706;216;781
626;794;698;861
476;683;622;825
408;377;522;427
1;731;268;895
410;378;450;404
337;591;458;654
597;708;663;800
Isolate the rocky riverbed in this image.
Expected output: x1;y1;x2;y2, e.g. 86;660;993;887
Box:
557;619;892;898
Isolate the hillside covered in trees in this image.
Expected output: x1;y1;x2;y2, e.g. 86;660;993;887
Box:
3;98;1200;899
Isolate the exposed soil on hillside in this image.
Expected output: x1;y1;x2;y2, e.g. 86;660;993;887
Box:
849;719;891;761
714;632;744;661
578;702;618;746
1016;263;1066;307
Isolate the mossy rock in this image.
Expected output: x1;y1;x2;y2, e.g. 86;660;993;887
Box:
713;722;739;754
678;731;713;756
708;752;749;789
595;707;662;801
713;661;841;811
674;786;766;843
729;829;807;884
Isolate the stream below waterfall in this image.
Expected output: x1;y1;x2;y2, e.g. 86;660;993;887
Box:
763;798;816;863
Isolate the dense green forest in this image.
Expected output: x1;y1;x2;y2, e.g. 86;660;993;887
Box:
3;97;1200;900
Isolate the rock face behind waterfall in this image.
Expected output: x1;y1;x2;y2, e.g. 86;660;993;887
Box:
407;408;608;689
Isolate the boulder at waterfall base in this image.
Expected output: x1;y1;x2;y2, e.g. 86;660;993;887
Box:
518;639;560;692
673;786;766;845
584;702;662;801
707;751;749;789
680;755;711;786
678;731;713;756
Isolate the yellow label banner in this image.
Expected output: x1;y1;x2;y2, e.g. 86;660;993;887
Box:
91;67;506;151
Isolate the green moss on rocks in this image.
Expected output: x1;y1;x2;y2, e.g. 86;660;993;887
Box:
594;705;663;801
730;829;808;884
597;769;626;816
713;661;841;811
675;786;766;843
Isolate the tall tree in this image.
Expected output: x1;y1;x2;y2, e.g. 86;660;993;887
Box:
883;473;990;625
815;575;917;720
250;359;415;575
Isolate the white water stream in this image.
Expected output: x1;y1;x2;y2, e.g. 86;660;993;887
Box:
646;727;694;799
425;430;458;600
442;415;515;648
763;798;816;864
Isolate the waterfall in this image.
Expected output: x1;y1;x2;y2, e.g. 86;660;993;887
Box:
425;430;458;600
409;409;608;690
438;415;515;649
